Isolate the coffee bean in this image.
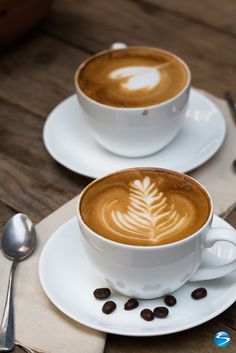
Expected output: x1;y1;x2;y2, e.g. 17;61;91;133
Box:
153;306;169;318
124;298;139;310
102;301;116;314
164;295;177;307
140;309;154;321
191;287;207;300
93;288;111;299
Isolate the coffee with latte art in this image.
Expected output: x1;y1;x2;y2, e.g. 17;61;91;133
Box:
77;48;189;108
80;169;210;246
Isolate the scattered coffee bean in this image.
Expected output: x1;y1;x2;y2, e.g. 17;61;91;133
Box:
102;301;116;314
124;298;139;310
140;309;154;321
153;306;169;318
93;288;111;299
191;287;207;300
164;295;177;307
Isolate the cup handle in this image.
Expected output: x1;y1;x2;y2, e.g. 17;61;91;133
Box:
110;42;127;50
189;227;236;281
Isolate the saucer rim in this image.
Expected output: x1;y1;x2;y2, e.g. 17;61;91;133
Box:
39;215;236;337
43;88;226;178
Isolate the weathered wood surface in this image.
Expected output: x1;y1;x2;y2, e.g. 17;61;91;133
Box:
105;317;236;353
41;0;236;97
138;0;236;36
0;0;235;352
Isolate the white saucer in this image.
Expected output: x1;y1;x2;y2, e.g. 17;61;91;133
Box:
39;216;236;337
43;89;226;178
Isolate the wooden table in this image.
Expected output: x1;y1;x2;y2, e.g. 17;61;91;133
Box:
0;0;235;352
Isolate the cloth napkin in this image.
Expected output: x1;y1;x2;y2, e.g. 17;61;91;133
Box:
0;197;105;353
190;90;236;215
0;90;235;353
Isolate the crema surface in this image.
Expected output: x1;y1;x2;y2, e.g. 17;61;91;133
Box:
78;48;189;108
80;169;210;246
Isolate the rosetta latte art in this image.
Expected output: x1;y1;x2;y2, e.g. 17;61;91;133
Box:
101;177;187;244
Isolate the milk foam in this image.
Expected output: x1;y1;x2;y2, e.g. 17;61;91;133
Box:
109;66;160;91
101;177;188;244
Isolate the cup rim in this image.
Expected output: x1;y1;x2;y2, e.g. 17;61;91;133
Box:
74;46;191;111
76;167;213;250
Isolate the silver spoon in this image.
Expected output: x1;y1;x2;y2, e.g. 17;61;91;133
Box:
0;214;36;352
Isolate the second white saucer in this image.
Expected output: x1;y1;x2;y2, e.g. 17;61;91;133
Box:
43;89;226;178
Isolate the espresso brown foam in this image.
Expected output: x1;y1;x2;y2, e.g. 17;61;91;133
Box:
78;48;188;108
80;169;211;246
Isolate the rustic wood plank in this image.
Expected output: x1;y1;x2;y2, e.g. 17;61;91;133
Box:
0;0;235;117
0;98;91;222
0;201;16;232
0;32;88;117
139;0;236;36
12;346;21;353
221;302;236;331
105;318;236;353
0;149;90;223
0;97;91;180
40;0;236;98
225;208;236;229
0;151;71;223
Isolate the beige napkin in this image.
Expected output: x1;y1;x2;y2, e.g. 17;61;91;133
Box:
0;90;235;353
190;90;236;215
0;197;105;353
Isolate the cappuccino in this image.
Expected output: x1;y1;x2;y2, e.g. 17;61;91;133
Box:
77;48;189;108
80;168;210;246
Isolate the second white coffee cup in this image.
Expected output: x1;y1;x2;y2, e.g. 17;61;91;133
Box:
75;44;191;158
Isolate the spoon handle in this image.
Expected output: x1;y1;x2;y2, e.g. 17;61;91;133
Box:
0;260;17;352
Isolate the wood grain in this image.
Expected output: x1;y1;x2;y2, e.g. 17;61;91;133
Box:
41;0;236;98
0;201;16;231
141;0;236;36
225;208;236;229
0;98;91;227
0;33;88;116
105;319;236;353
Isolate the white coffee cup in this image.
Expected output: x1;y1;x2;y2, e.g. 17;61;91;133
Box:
74;44;191;158
77;168;236;299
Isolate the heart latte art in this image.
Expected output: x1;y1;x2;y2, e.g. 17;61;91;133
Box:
78;48;189;108
80;170;210;246
109;66;161;91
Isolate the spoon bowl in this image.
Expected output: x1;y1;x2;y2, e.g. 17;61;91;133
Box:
2;213;36;262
